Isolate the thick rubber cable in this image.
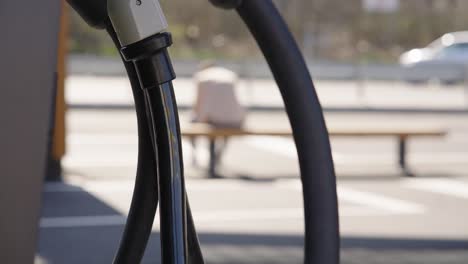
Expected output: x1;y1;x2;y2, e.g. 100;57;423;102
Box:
168;84;205;264
143;88;204;263
108;27;159;264
236;1;340;263
108;27;204;264
143;84;188;263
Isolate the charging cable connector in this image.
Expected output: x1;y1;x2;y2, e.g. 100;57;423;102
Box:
108;0;168;46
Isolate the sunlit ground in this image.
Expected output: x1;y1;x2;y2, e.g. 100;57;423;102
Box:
36;77;468;263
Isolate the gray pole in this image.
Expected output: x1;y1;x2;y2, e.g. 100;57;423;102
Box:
0;1;61;263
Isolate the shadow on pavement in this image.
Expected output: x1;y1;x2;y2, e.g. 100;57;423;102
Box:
189;172;457;183
38;228;468;263
37;182;468;264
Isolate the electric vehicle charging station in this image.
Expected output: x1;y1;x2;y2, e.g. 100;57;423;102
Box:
0;1;62;263
1;0;340;263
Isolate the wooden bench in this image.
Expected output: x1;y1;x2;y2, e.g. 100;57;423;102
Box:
182;124;447;178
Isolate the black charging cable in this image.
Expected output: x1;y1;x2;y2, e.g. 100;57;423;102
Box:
109;28;204;264
120;32;204;264
211;1;341;263
67;1;339;263
107;26;160;264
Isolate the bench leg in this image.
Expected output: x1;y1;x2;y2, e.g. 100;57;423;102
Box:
190;137;198;167
208;138;217;178
398;138;414;177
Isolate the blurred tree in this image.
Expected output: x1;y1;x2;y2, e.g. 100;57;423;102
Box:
68;0;468;62
68;10;117;56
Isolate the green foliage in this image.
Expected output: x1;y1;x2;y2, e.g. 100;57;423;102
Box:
68;0;468;63
68;10;118;56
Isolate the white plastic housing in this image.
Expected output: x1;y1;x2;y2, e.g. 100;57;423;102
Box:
108;0;168;46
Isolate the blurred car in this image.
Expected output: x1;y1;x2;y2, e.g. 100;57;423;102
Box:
399;31;468;84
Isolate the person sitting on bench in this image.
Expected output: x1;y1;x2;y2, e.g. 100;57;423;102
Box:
190;61;246;167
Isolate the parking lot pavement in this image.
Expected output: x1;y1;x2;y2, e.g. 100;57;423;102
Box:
36;110;468;263
66;76;468;110
37;176;468;263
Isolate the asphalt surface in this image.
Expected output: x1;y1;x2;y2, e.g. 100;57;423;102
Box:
35;109;468;264
66;76;468;111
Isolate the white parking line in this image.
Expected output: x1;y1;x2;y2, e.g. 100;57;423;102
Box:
243;136;298;158
39;206;401;229
337;186;425;214
63;137;209;168
276;180;425;215
65;134;467;168
43;179;425;228
40;215;126;228
68;133;138;145
245;136;468;164
63;155;138;167
43;179;271;193
45;179;426;216
403;178;468;200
